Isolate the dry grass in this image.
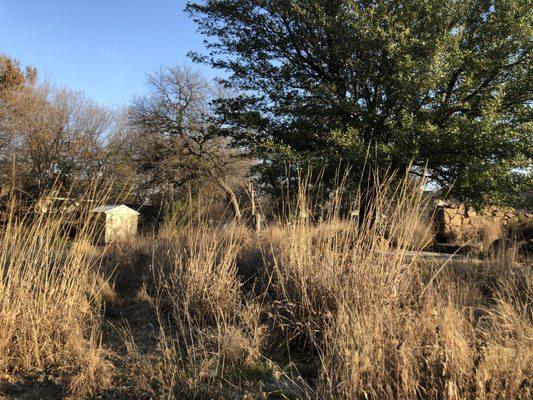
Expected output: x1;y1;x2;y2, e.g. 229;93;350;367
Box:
0;203;113;398
0;177;531;399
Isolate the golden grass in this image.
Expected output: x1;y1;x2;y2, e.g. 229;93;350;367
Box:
0;203;112;398
0;176;531;399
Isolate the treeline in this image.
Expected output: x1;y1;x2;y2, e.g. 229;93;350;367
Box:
0;55;117;199
2;0;532;219
0;56;249;217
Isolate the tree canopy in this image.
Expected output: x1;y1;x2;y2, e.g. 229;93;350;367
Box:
128;65;249;217
0;55;113;199
187;0;532;207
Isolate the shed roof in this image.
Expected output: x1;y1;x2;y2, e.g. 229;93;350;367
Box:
92;204;140;215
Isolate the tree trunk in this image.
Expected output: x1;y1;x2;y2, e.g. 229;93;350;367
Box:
358;167;377;230
216;178;242;220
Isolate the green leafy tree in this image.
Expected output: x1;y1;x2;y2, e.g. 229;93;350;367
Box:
187;0;532;213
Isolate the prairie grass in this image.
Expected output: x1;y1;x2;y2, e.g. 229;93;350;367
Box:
0;200;113;398
0;175;531;399
112;174;530;399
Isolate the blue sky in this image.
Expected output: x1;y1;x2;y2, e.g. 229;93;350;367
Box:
0;0;214;107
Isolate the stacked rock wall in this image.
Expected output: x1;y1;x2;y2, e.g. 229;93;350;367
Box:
435;203;527;245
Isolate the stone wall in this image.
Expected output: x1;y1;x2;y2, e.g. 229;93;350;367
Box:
435;203;529;245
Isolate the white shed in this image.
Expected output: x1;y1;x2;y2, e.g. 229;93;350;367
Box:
92;204;139;244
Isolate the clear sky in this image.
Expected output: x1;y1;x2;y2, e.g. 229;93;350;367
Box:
0;0;214;107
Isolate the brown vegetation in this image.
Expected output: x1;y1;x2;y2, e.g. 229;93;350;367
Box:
1;56;114;200
0;176;530;399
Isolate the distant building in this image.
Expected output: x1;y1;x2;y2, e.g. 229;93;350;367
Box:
92;204;139;244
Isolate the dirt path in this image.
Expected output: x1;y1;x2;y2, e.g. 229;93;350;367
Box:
379;249;478;262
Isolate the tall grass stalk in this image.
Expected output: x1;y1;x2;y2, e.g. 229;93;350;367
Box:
0;192;112;397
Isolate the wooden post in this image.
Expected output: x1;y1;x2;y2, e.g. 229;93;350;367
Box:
249;181;262;233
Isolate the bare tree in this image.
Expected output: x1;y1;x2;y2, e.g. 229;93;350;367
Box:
0;55;37;196
0;57;112;199
128;65;248;219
